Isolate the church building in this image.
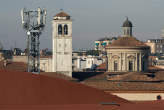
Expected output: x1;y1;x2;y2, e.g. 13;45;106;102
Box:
52;11;72;77
106;18;150;72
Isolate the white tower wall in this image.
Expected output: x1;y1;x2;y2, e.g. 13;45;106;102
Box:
52;13;72;77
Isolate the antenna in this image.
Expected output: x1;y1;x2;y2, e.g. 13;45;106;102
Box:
21;7;47;74
21;8;24;24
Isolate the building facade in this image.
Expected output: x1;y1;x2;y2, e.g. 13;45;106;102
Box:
106;18;150;72
72;55;104;72
94;37;117;51
52;11;72;77
145;39;164;54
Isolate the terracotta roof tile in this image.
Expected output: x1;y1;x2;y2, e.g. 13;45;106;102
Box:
82;71;164;91
106;37;149;47
107;72;154;82
54;11;70;17
96;63;106;70
0;61;27;72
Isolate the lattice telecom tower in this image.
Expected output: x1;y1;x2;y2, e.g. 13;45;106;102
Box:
21;8;46;73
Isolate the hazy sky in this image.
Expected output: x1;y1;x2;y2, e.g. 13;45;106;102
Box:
0;0;164;50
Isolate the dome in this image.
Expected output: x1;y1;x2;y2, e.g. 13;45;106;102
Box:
122;18;133;27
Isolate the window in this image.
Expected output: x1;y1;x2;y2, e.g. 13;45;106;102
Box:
142;61;145;71
64;24;68;35
58;24;62;35
127;29;129;35
156;44;159;48
114;61;118;71
124;30;126;35
129;61;133;71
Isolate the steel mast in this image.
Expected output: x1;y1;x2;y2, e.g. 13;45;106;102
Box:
21;8;47;74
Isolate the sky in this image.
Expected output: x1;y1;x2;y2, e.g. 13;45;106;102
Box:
0;0;164;50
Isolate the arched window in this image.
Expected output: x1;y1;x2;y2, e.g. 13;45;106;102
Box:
114;61;118;71
58;24;62;35
64;24;68;35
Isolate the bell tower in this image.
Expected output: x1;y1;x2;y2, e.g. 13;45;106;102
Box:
52;11;72;77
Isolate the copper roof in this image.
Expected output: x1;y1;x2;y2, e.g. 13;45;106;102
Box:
106;36;149;48
54;11;70;17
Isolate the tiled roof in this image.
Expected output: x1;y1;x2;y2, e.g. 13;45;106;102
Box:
0;61;27;72
83;80;164;91
153;71;164;81
107;72;154;82
54;11;70;17
106;37;149;47
96;63;106;70
41;72;77;81
82;71;164;91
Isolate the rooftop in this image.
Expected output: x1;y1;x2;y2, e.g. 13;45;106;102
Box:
106;36;149;48
79;70;164;91
0;70;128;105
54;11;70;17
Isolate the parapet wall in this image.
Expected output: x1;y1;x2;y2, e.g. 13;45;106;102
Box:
12;56;27;63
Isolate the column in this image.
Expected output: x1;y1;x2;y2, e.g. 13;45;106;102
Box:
135;53;138;71
124;53;127;71
139;52;142;71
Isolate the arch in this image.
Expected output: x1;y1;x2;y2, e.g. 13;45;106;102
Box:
127;55;135;60
112;55;120;59
58;24;62;35
64;24;68;35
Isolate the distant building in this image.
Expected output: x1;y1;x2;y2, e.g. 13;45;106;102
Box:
145;39;164;54
106;18;150;72
72;55;104;72
0;50;13;59
40;56;52;72
95;37;117;51
0;52;4;61
13;48;22;56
